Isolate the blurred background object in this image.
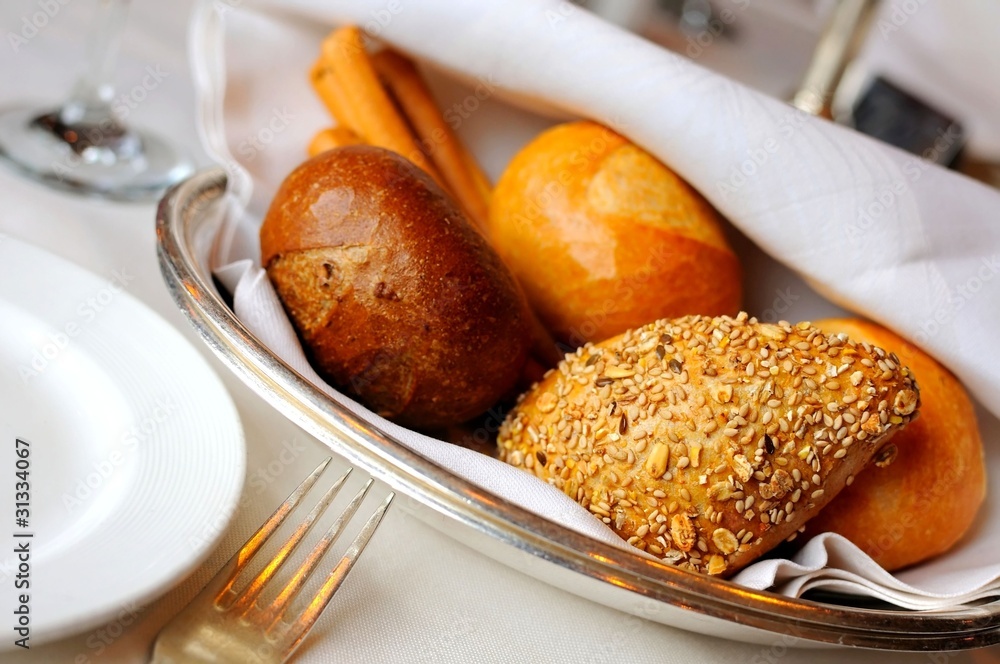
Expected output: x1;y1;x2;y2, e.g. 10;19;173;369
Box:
578;0;1000;188
790;0;879;119
849;76;964;167
0;0;192;201
578;0;837;99
835;0;1000;187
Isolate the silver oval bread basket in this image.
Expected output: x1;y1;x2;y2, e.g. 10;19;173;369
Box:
157;167;1000;651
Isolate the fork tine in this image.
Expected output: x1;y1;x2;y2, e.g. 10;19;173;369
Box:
215;457;333;604
261;479;375;629
280;491;394;655
230;466;352;614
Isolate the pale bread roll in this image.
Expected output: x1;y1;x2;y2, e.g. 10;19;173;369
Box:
487;121;742;347
805;318;986;571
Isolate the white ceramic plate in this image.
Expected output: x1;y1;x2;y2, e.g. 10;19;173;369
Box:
0;236;245;648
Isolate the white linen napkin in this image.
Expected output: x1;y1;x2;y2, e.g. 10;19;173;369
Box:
189;0;1000;610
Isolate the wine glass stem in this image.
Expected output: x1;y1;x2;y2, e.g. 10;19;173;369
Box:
60;0;131;126
0;0;191;200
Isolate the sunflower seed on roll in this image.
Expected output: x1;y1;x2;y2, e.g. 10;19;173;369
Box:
497;313;920;577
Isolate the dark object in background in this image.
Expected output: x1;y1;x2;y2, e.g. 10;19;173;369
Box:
851;76;965;168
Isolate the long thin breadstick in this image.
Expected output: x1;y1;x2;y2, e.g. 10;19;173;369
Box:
457;140;493;206
310;61;363;135
311;26;558;369
372;49;490;231
308;126;363;157
319;27;443;186
368;49;558;365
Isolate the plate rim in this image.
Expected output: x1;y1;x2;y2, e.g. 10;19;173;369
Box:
156;167;1000;651
0;234;246;646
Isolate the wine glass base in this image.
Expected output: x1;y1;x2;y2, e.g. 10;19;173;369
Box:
0;106;194;203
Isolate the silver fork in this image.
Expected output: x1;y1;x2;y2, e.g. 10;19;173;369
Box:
150;458;393;663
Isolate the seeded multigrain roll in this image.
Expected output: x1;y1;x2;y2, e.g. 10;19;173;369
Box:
497;313;920;578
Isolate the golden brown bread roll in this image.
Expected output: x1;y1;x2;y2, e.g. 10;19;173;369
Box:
498;314;920;577
487;121;742;347
260;145;532;429
804;318;986;571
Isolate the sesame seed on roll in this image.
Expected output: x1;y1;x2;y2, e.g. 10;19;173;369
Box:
498;313;920;577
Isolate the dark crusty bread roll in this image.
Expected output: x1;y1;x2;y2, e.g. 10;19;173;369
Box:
260;145;532;429
498;313;920;577
804;318;985;571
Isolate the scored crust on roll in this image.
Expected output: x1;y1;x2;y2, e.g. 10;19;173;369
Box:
260;146;532;430
487;121;742;346
498;313;920;577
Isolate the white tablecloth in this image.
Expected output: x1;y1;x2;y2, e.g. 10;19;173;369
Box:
1;0;997;661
